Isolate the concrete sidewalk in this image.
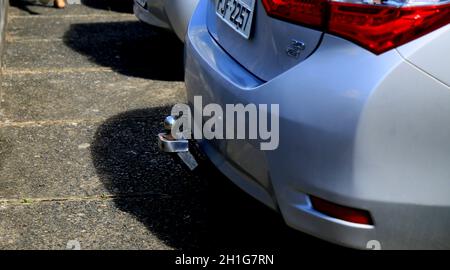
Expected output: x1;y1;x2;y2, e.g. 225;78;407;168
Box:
0;1;336;250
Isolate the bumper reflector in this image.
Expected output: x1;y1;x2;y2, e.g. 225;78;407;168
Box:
310;196;373;225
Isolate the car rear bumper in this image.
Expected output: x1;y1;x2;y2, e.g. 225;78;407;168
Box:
185;0;450;249
133;1;170;30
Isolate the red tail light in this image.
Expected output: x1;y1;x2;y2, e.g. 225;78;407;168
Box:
262;0;450;54
261;0;329;28
310;195;374;225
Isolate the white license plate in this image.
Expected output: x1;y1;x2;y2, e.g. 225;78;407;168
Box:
216;0;256;39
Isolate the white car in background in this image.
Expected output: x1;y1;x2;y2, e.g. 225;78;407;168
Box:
134;0;199;41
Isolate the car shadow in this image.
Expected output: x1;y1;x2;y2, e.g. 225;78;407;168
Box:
10;0;134;15
9;0;52;15
90;108;340;250
63;21;184;81
80;0;134;13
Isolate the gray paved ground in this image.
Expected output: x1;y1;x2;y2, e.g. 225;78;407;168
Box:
0;0;336;250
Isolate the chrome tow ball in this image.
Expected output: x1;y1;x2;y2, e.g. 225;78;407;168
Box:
157;116;198;171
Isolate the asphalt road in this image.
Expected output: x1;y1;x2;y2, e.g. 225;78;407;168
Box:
0;0;337;250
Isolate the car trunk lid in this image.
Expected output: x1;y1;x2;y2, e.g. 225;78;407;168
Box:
207;0;324;81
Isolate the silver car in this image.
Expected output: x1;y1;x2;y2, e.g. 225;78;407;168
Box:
133;0;199;41
180;0;450;249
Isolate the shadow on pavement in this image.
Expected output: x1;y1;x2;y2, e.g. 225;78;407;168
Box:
90;108;339;250
10;0;134;14
9;0;52;15
63;21;184;81
81;0;134;13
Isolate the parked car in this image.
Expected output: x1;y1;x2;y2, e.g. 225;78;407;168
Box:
180;0;450;249
133;0;199;41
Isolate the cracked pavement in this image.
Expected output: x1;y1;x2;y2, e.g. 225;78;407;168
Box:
0;0;336;250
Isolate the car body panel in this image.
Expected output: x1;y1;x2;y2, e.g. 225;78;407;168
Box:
206;0;323;81
397;24;450;87
185;0;450;249
134;0;199;41
134;1;171;29
165;0;200;41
